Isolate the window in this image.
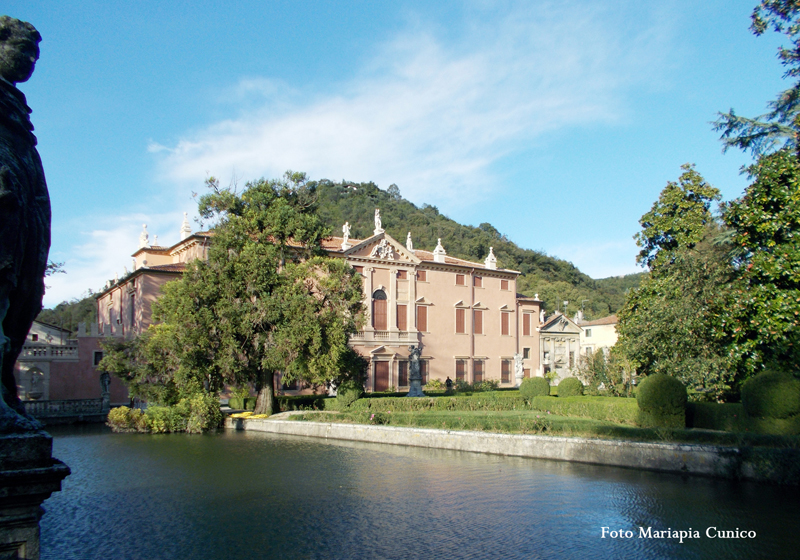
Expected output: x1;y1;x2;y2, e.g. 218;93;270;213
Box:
501;279;509;290
569;351;575;368
501;359;511;383
473;360;484;383
473;310;483;334
523;347;530;360
374;362;390;392
501;312;510;336
420;360;429;383
398;361;409;387
417;305;428;332
474;276;483;288
397;304;407;331
523;313;531;336
353;266;364;276
455;359;467;381
30;334;38;342
417;270;427;282
397;270;407;280
282;378;299;391
585;328;592;337
455;274;465;286
372;289;387;330
130;294;136;330
93;351;104;366
586;347;593;357
455;308;466;334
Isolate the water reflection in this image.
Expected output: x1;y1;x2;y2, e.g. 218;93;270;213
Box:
41;425;800;559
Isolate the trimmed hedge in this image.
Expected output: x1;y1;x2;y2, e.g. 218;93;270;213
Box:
520;377;550;398
635;374;687;429
345;394;529;413
227;397;257;410
335;379;364;410
558;377;583;398
687;402;747;432
741;369;800;420
529;396;639;425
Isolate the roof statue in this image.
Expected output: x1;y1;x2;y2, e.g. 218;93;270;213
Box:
139;224;150;248
0;16;49;431
153;234;158;246
484;247;497;269
406;232;413;253
373;208;384;235
341;221;351;250
433;238;447;263
180;212;191;240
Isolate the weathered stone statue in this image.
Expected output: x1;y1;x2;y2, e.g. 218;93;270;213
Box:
406;345;425;397
0;17;69;558
0;16;50;433
513;353;524;387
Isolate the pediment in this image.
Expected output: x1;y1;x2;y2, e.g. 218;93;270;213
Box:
345;233;420;263
541;315;582;334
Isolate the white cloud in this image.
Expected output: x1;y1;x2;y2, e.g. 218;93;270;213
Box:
153;3;668;210
44;211;195;307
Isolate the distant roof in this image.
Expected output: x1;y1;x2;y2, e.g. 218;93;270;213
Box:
579;314;618;326
148;263;188;273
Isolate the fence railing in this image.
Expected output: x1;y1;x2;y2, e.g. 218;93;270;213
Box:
19;344;79;359
23;398;106;418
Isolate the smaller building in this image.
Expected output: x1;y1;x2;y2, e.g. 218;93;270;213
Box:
539;312;582;383
578;314;618;357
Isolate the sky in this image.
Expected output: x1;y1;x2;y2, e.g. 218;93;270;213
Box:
4;0;789;307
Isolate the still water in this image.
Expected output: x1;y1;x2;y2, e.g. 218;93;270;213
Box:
40;424;799;560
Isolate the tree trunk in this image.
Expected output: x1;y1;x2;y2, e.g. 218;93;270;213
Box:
253;370;275;416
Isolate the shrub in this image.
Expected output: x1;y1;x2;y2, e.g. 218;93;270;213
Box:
741;369;800;419
336;378;364;409
635;374;686;429
558;377;584;397
184;393;223;433
636;374;687;415
529;396;639;425
107;406;145;432
424;378;444;391
520;377;550;398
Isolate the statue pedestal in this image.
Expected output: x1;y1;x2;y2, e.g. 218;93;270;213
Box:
406;377;425;398
0;432;70;560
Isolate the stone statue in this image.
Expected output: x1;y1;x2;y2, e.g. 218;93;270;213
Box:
342;221;350;243
374;209;381;231
139;224;149;248
406;232;413;252
514;353;524;387
540;309;546;324
406;344;425;397
0;16;48;431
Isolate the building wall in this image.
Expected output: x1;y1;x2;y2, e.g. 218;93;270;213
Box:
580;323;618;355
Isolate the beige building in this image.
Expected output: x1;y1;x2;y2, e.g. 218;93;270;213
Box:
96;211;544;392
578;314;619;357
539;312;582;383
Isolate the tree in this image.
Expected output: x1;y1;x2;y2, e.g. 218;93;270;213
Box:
618;166;741;400
103;173;366;415
714;1;800;155
723;148;800;373
635;164;721;270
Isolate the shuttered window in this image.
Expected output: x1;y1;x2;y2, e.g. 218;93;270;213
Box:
417;305;428;332
374;362;389;392
473;360;484;383
372;289;387;330
456;308;466;334
474;276;482;287
417;270;427;281
473;310;483;334
523;313;531;336
456;274;465;286
398;361;408;387
501;279;509;290
420;360;429;383
501;360;511;383
456;359;467;381
501;312;510;336
397;304;407;331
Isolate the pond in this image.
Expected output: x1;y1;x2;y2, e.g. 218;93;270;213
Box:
40;424;800;559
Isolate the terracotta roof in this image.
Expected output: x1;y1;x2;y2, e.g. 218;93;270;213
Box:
147;263;188;273
412;249;487;268
579;314;618;327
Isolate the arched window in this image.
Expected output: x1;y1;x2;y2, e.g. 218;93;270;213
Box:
372;289;387;330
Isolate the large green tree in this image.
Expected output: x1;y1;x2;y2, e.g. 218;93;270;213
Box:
715;1;800;155
617;166;741;399
103;173;366;415
723;148;800;373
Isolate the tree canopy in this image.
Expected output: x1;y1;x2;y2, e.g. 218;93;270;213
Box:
102;173;366;415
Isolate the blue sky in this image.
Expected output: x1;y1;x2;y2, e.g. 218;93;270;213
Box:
4;0;787;307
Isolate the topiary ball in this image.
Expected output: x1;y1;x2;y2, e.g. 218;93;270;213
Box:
741;369;800;419
636;374;686;415
520;377;551;398
557;377;584;398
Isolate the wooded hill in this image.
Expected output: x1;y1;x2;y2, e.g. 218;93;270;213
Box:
312;179;643;319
